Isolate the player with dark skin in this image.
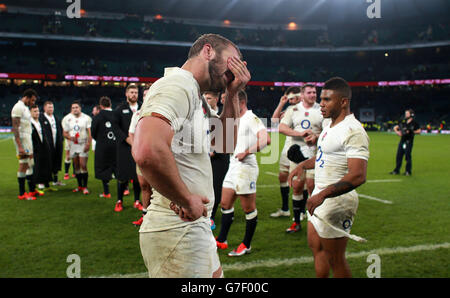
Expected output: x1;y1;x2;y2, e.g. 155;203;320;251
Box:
289;80;368;278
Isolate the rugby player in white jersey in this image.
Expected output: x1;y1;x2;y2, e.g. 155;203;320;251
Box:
289;77;369;278
270;86;302;218
11;89;38;201
279;84;323;233
62;101;92;195
215;90;270;256
132;34;250;277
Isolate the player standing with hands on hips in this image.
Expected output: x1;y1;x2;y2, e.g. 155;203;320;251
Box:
289;77;370;278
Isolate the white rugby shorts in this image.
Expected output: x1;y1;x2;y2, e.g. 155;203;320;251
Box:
222;160;259;195
308;189;359;239
139;221;220;277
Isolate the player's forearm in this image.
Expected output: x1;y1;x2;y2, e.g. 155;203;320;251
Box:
133;138;192;208
318;173;366;200
279;124;301;138
63;131;71;140
245;133;271;155
12;118;22;146
12;129;21;146
271;104;284;123
298;157;315;171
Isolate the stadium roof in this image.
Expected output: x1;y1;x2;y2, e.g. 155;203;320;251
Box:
2;0;449;25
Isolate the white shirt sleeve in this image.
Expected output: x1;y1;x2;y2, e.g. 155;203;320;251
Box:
11;103;23;119
280;106;294;128
62;115;70;132
129;111;139;134
139;84;190;133
344;128;370;160
249;114;267;136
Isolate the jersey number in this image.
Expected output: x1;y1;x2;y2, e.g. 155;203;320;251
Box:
316;146;324;168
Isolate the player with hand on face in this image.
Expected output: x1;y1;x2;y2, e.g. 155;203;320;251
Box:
132;34;250;277
289;77;369;278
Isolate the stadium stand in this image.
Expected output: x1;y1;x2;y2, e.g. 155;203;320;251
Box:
0;1;449;130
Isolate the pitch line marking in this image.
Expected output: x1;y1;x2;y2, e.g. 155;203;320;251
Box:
265;171;402;184
366;179;402;183
359;193;393;204
223;242;450;272
0;136;12;142
89;242;450;277
264;171;279;177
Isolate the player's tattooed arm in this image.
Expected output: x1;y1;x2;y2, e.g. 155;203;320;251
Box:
307;158;367;215
307;181;356;215
11;117;23;150
328;181;356;197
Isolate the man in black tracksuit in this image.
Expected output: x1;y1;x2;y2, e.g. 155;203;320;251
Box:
112;84;142;212
30;105;53;192
91;96;117;198
40;100;64;186
390;109;421;176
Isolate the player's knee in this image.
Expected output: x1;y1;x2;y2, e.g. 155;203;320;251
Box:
327;252;346;268
278;172;288;183
292;179;304;193
220;200;233;210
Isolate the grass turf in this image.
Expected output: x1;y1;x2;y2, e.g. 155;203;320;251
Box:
0;131;449;278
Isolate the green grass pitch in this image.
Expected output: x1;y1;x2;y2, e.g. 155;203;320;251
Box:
0;131;449;278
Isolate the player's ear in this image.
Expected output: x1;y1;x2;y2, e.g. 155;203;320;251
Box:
202;43;214;61
341;97;350;108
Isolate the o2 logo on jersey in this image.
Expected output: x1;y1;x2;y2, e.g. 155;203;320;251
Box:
316;146;324;168
301;119;311;129
73;124;80;132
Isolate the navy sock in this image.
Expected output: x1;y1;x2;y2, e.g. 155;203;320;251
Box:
280;186;290;211
18;177;26;195
217;209;234;243
102;180;110;194
26;175;35;192
293;199;302;224
243;211;257;248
